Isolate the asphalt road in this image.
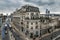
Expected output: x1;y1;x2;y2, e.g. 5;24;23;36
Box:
2;33;10;40
2;26;10;40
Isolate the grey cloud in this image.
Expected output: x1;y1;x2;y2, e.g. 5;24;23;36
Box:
24;0;55;6
0;0;60;14
0;0;22;13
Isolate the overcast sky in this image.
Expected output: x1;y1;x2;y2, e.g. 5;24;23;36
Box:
0;0;60;15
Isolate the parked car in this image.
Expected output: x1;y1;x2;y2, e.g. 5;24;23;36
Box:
9;24;12;30
5;30;8;34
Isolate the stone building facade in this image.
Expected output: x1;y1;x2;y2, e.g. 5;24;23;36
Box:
12;5;59;39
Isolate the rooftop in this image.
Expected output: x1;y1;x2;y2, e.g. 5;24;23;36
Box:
16;5;40;13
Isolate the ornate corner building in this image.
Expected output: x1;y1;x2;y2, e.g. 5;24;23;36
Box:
11;5;60;40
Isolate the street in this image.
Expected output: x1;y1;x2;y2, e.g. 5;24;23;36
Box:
1;17;60;40
1;23;10;40
1;18;25;40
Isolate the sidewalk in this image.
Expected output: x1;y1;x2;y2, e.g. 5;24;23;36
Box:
0;35;1;40
11;22;26;40
9;30;15;40
0;28;1;40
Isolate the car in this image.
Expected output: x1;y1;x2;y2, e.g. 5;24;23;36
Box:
4;27;8;34
4;27;7;30
5;30;8;34
9;24;12;30
4;24;7;27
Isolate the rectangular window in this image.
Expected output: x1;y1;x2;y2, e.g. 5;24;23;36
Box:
27;25;29;28
35;26;38;29
31;22;33;25
36;22;38;24
31;27;33;29
31;13;34;16
27;21;29;24
21;22;23;24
